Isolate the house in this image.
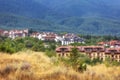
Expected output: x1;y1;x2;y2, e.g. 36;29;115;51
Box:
109;40;120;47
30;32;40;38
98;40;120;48
105;48;120;62
56;46;105;59
0;29;29;39
56;46;73;57
8;29;28;39
30;32;63;42
82;46;105;60
3;30;9;37
30;32;85;44
0;29;4;36
61;33;85;45
43;32;56;41
56;46;120;62
98;42;108;46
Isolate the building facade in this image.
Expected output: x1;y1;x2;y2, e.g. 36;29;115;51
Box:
56;46;120;62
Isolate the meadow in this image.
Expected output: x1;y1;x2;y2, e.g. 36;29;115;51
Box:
0;50;120;80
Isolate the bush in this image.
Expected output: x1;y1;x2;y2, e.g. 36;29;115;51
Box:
32;44;45;52
104;57;120;67
25;40;33;48
90;58;103;66
61;47;90;72
0;37;56;54
45;50;56;57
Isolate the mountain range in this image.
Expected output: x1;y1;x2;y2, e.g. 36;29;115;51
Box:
0;0;120;35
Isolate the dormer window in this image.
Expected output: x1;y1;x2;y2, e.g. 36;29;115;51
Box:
109;50;117;53
85;48;92;52
97;48;102;51
60;48;67;52
97;48;104;52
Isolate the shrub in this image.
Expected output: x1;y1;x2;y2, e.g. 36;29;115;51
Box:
25;40;33;48
45;50;56;57
62;47;90;72
104;57;120;67
90;58;103;66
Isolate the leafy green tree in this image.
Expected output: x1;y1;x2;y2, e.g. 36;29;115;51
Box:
68;47;90;72
32;43;45;52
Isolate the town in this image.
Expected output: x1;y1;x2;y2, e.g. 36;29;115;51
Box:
0;29;85;45
0;29;120;62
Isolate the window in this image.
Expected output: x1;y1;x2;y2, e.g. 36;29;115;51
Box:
58;54;61;57
85;48;92;52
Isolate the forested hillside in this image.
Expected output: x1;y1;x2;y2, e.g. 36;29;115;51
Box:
0;0;120;35
37;0;120;19
1;14;120;35
0;0;52;18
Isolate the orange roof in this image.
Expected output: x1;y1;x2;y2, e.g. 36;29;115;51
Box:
109;40;119;45
98;42;106;45
105;48;120;53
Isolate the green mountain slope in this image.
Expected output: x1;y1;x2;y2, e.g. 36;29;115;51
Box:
1;14;120;35
0;14;55;31
59;17;120;35
0;0;53;18
0;0;120;35
37;0;120;19
0;14;70;32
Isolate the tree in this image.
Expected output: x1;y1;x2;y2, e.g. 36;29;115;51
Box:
68;47;90;72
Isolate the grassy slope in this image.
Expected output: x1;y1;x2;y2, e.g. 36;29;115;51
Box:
0;51;120;80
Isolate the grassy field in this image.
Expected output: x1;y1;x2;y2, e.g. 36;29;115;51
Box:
0;51;120;80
